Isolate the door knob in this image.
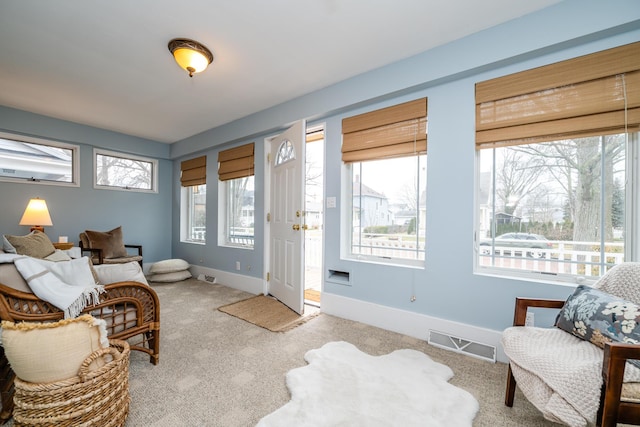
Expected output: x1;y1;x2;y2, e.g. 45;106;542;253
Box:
292;224;300;231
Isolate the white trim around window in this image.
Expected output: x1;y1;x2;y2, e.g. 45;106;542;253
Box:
93;148;158;193
0;131;79;187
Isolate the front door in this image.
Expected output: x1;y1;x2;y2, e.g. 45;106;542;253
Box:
269;120;305;314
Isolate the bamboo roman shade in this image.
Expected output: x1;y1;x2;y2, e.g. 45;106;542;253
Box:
180;155;206;187
342;98;427;163
218;142;254;181
476;41;640;150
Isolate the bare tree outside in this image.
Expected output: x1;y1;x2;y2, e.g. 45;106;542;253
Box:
96;153;153;190
480;133;627;275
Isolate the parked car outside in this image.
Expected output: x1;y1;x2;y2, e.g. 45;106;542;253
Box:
479;232;553;258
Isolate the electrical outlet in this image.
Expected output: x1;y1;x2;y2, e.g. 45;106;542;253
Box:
235;261;241;270
525;312;535;327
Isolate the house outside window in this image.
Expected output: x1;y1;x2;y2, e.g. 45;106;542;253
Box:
350;155;426;264
342;98;428;267
475;42;640;282
94;149;157;192
0;132;78;186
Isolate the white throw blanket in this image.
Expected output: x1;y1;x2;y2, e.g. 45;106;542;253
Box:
503;326;640;427
0;254;104;318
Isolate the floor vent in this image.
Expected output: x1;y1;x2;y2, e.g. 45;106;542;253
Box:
428;330;496;363
197;274;216;283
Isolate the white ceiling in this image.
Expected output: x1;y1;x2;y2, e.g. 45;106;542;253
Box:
0;0;561;144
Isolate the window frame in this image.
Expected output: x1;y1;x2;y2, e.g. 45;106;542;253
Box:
0;132;79;187
93;148;158;193
474;132;639;285
180;184;206;244
474;42;640;285
218;176;255;250
343;154;427;268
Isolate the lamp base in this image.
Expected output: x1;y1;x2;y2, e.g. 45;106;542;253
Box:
29;226;45;233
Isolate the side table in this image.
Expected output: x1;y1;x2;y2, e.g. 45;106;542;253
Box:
52;243;81;259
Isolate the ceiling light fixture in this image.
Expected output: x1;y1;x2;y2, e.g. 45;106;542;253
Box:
168;38;214;78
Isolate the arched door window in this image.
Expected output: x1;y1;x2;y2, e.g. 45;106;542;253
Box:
275;139;295;165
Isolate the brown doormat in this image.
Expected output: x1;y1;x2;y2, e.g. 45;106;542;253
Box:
218;295;320;332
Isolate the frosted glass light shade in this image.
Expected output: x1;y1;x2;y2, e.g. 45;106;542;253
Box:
168;38;213;77
19;198;53;229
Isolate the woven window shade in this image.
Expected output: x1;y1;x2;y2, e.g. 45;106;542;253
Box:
342;98;427;163
218;143;254;181
180;155;206;187
476;41;640;150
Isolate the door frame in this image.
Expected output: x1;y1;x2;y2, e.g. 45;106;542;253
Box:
263;122;326;308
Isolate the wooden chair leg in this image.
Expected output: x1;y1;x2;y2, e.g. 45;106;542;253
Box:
505;364;517;407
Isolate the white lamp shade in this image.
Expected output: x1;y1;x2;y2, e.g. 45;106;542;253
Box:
19;198;53;227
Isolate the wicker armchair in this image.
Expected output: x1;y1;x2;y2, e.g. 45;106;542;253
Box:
0;279;160;423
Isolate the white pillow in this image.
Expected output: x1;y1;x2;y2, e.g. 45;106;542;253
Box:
93;261;149;285
148;258;190;274
148;270;192;283
45;249;73;262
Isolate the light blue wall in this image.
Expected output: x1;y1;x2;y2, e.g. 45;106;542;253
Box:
1;0;638;332
0;107;173;265
171;0;640;331
172;139;266;279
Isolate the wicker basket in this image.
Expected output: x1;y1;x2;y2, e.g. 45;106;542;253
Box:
12;339;130;427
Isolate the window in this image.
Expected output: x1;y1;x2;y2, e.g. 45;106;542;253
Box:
182;184;206;242
94;149;157;192
221;176;255;247
180;156;206;243
218;143;255;248
342;98;427;265
0;132;79;186
350;155;426;263
475;42;640;282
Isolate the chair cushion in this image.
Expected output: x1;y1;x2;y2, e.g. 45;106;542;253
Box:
102;255;142;264
556;285;640;349
1;314;109;383
4;230;56;259
93;261;148;285
84;226;128;259
148;259;190;274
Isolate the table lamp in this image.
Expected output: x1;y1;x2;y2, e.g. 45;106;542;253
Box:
19;198;53;233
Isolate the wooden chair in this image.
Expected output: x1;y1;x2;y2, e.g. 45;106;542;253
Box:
503;263;640;427
79;229;143;268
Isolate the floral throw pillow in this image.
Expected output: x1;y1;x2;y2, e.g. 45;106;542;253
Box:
556;284;640;366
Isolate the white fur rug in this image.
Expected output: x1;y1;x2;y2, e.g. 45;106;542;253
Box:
256;341;479;426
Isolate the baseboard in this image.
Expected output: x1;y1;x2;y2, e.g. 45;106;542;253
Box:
321;292;508;363
189;266;263;295
185;268;508;362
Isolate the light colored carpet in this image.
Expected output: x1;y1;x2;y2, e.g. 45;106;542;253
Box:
256;341;479;426
218;294;320;332
0;278;555;426
119;278;559;426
